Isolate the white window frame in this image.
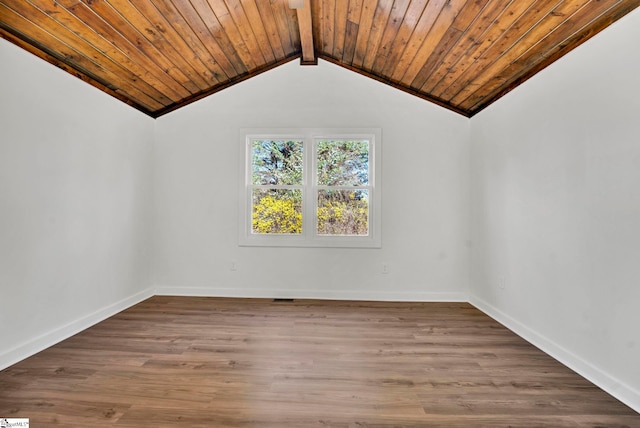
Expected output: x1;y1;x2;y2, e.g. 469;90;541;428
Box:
239;128;381;248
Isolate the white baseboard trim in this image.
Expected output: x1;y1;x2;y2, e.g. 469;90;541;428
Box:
154;285;468;303
469;294;640;414
0;287;155;371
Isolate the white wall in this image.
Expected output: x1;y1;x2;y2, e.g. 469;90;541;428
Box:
0;39;154;369
153;60;471;301
470;8;640;411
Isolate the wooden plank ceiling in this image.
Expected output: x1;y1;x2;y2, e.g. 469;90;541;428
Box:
1;0;638;118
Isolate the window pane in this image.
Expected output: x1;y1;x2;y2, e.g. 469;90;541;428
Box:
252;140;303;185
252;189;303;234
317;140;369;186
317;190;369;236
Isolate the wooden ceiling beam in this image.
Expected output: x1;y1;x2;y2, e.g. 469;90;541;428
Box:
291;0;316;65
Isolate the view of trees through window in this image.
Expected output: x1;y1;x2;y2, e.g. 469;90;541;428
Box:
251;139;303;234
316;140;369;236
251;138;370;236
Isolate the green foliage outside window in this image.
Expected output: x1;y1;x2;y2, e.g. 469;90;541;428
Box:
317;190;369;236
252;190;302;234
252;140;303;185
251;140;303;234
250;138;370;236
316;140;369;235
317;140;369;186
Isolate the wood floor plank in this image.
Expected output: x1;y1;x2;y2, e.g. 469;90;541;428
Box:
0;296;637;426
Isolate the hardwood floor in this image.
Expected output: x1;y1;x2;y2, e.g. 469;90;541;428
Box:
1;297;638;427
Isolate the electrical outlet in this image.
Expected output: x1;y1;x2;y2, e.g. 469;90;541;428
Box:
230;261;238;271
499;275;506;289
382;263;389;274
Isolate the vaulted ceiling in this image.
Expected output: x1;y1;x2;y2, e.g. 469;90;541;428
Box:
1;0;638;118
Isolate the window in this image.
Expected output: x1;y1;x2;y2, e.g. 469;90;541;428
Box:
239;128;381;248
